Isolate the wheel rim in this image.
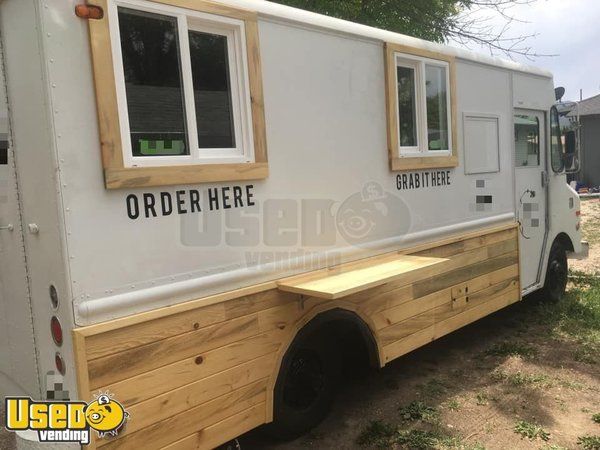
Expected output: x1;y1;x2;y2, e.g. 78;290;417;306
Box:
547;258;567;298
283;348;325;410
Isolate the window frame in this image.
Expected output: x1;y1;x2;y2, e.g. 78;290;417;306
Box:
87;0;268;189
385;43;458;171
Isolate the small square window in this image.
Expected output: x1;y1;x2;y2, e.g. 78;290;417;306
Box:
386;45;457;171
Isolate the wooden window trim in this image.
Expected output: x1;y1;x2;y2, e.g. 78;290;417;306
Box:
385;43;459;171
86;0;268;189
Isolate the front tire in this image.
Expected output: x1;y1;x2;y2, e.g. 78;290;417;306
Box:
540;240;568;302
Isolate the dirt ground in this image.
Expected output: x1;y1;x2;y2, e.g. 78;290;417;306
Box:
1;201;598;450
571;198;600;274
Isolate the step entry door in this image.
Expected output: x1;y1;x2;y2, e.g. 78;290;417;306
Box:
514;109;548;290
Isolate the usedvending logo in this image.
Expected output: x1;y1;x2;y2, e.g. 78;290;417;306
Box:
4;393;129;444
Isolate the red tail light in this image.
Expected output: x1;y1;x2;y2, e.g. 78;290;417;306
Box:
50;316;63;346
55;352;66;375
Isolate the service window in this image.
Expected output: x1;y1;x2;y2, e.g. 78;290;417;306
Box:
385;44;458;171
87;0;267;189
514;115;540;167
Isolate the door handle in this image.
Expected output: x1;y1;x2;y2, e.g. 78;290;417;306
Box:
0;224;14;231
541;171;549;188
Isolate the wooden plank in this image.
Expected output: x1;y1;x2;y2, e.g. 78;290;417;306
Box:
456;278;519;307
104;163;269;190
432;288;520;339
278;255;448;299
99;380;267;449
390;155;459;171
149;0;257;21
101;330;282;406
71;332;96;450
379;277;518;346
416;227;517;258
83;289;294;361
383;287;520;362
371;288;450;330
350;241;517;318
88;314;260;389
244;18;268;164
86;0;123;170
162;402;266;450
412;251;518;300
119;354;275;436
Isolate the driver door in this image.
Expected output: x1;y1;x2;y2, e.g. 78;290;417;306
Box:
514;110;548;290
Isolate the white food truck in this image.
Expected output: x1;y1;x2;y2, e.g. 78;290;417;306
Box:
0;0;586;448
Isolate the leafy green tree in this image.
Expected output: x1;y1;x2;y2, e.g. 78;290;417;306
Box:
270;0;545;58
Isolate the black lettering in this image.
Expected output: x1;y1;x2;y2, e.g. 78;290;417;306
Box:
246;185;255;206
402;174;408;190
160;192;173;216
222;187;232;209
233;186;244;207
190;190;201;213
176;190;187;214
126;194;139;220
208;188;219;211
409;174;415;189
446;171;451;185
415;173;420;189
396;175;402;191
441;171;447;185
143;193;157;218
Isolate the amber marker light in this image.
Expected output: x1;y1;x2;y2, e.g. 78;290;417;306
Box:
75;4;104;20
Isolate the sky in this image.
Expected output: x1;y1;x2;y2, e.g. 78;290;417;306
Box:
450;0;600;102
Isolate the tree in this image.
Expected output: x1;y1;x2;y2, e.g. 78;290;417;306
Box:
270;0;549;59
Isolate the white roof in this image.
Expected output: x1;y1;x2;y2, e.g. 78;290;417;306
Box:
225;0;553;78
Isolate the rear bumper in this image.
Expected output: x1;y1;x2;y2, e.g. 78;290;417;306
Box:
568;241;589;260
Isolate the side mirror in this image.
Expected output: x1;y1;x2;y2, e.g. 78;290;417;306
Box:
565;130;576;154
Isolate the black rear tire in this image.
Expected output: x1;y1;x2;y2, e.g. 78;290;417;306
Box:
266;334;341;440
539;240;568;302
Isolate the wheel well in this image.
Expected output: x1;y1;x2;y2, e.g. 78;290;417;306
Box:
282;308;380;372
554;232;574;253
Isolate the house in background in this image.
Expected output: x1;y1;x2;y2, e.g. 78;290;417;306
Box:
575;94;600;189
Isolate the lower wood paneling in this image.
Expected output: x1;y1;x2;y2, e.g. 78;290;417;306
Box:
73;222;521;449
